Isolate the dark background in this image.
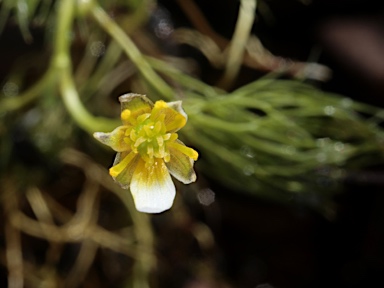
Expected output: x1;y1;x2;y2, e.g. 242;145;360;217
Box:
157;0;384;287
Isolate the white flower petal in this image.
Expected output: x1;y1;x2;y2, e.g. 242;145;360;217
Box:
130;158;176;213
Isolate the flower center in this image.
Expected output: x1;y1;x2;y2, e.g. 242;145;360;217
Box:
125;112;177;165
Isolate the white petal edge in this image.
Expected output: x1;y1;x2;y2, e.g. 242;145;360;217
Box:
130;159;176;213
166;101;188;121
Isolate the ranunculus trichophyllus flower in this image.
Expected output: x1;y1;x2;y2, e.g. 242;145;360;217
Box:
94;94;198;213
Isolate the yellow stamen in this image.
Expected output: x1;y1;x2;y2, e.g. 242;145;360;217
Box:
165;114;186;132
154;100;168;109
169;133;178;141
168;142;198;160
121;109;131;121
109;152;136;177
157;136;164;147
134;136;146;148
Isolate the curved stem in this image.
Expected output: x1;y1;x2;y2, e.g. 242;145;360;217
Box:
60;67;119;133
52;0;75;69
147;56;223;98
91;4;175;101
53;4;156;286
218;0;257;89
52;0;118;133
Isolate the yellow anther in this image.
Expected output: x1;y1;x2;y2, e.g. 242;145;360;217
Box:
157;136;164;147
158;143;165;156
168;142;198;160
190;149;199;161
130;129;137;141
147;145;154;157
109;152;135;177
137;113;150;123
154;100;168;109
121;109;131;121
163;133;171;141
154;121;162;133
169;133;178;141
134;136;146;148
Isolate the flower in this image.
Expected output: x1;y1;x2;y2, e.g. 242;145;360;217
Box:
94;94;198;213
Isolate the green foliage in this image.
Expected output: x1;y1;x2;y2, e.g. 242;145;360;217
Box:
0;0;54;42
2;0;384;286
151;62;384;211
1;0;384;210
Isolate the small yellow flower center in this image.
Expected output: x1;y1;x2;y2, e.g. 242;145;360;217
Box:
123;111;177;166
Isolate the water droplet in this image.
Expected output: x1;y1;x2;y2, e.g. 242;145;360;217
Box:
243;165;255;176
340;97;353;109
22;108;40;127
334;142;345;152
324;105;335;116
197;188;215;206
90;41;105;57
3;81;19;97
240;145;255;158
154;19;174;39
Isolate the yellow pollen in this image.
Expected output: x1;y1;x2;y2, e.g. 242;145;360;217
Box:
154;100;168;109
168;142;198;160
126;113;176;165
121;109;131;121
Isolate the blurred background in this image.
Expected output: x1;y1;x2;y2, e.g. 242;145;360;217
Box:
1;0;384;287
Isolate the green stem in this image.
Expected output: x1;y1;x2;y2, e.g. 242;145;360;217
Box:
52;0;118;133
53;2;155;285
91;4;175;100
60;67;119;133
52;0;75;69
218;0;257;89
147;56;223;98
